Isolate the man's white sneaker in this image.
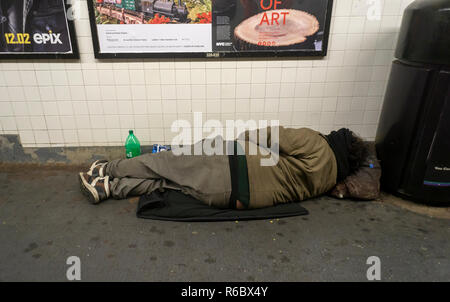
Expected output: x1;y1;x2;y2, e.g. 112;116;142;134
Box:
87;160;108;178
78;172;111;204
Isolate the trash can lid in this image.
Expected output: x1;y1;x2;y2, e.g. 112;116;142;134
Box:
395;0;450;66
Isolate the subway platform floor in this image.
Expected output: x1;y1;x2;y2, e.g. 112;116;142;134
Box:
0;164;449;282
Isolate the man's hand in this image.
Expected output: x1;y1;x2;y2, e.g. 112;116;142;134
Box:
236;200;246;210
329;182;349;199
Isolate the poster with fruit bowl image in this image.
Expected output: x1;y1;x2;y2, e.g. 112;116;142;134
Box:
87;0;332;58
89;0;213;56
93;0;212;25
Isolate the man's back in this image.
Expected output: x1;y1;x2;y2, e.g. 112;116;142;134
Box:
240;127;337;208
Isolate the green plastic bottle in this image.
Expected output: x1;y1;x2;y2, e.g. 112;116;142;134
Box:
125;130;141;158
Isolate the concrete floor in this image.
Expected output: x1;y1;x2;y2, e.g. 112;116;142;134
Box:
0;164;449;282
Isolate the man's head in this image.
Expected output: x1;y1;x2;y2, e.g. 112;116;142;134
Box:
348;131;369;174
326;128;370;182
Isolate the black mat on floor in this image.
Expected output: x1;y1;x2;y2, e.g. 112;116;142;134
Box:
137;190;308;222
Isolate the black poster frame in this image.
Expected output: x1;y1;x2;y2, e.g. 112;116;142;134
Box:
0;0;79;60
88;0;333;59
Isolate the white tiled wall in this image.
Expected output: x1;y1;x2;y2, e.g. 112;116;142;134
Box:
0;0;416;147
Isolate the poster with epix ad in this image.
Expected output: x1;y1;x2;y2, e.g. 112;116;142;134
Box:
0;0;78;59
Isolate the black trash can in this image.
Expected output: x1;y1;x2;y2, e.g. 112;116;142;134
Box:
375;0;450;205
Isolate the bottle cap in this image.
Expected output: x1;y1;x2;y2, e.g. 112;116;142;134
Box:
129;130;134;134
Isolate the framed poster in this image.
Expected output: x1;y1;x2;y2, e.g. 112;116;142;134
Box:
88;0;333;59
0;0;79;59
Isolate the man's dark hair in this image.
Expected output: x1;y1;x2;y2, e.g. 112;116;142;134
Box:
326;128;370;181
348;132;369;174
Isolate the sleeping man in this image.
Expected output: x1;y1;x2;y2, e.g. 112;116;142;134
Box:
78;127;369;210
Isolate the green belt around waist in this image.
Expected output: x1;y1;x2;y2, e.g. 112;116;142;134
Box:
228;141;250;209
